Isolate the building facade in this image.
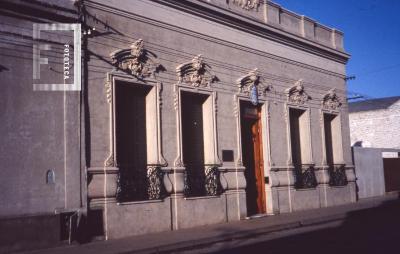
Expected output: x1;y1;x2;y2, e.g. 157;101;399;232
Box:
0;0;356;250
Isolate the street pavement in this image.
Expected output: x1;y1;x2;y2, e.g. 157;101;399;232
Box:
25;193;400;254
209;199;400;254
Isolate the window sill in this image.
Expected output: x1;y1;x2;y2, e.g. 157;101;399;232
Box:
184;195;221;200
117;199;164;206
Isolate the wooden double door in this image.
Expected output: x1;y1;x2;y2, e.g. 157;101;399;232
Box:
240;102;266;216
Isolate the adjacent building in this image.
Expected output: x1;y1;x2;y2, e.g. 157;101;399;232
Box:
349;97;400;199
0;0;356;251
349;96;400;149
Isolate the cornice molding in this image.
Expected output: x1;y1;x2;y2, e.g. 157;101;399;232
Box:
151;0;350;64
84;0;348;78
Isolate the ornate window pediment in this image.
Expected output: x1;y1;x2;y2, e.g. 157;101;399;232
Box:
285;79;311;105
176;54;218;87
237;68;271;105
231;0;260;10
322;88;342;110
110;39;161;78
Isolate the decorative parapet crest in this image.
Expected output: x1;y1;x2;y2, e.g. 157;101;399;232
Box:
176;54;217;87
231;0;260;11
110;39;161;78
322;88;342;110
237;68;271;105
285;79;311;104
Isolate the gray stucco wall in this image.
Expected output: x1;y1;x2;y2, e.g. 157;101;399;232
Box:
0;0;83;217
352;147;386;199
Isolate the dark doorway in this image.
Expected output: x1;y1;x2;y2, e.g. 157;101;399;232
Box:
324;114;336;166
383;158;400;192
289;108;304;168
240;101;265;216
181;91;208;197
115;81;151;202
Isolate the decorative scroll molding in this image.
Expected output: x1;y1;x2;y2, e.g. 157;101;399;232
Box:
176;55;217;87
231;0;260;10
237;68;271;105
104;154;116;167
233;95;239;118
110;39;161;78
319;110;327;166
285;79;311;105
173;85;179;111
322;88;342;110
174;155;184;168
105;79;112;104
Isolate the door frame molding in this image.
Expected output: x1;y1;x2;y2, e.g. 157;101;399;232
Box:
104;71;167;168
173;84;222;168
234;94;273;214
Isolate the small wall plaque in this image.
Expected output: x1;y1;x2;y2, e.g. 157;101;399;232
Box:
382;152;399;158
46;169;55;184
222;150;234;162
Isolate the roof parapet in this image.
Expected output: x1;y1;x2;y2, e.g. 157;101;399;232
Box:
198;0;345;52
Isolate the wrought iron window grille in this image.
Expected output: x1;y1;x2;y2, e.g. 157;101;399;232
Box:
184;164;221;197
328;164;348;186
116;165;165;202
294;165;318;189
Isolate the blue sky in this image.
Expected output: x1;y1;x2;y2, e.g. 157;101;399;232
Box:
275;0;400;99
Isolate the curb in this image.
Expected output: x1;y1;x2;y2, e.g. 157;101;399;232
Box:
127;215;347;254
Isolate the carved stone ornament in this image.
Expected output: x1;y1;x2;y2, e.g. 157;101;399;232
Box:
110;39;161;78
322;88;342;110
104;154;116;167
231;0;260;10
237;68;271;105
176;54;217;87
285;79;311;104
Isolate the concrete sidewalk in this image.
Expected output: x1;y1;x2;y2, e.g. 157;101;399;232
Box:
26;193;400;254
